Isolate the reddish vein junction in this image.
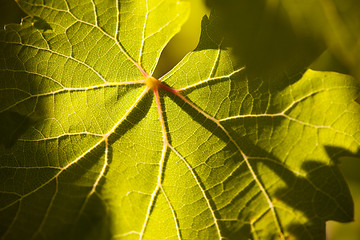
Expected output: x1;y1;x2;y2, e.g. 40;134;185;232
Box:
140;65;225;238
144;75;178;144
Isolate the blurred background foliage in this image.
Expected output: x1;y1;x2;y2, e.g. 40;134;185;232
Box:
206;0;360;81
1;0;359;239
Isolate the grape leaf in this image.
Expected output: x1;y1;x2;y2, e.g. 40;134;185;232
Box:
0;1;359;239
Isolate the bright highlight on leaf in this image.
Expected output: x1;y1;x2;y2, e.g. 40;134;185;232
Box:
146;76;161;90
0;1;359;240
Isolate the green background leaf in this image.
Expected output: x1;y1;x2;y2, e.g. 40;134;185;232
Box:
206;0;360;80
1;1;359;239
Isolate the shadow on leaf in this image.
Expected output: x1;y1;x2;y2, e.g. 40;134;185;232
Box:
167;89;354;239
68;89;153;239
0;111;34;148
247;144;354;239
31;16;52;31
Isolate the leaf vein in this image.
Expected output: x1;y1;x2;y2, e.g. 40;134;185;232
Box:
169;144;222;239
172;91;286;238
0;88;149;213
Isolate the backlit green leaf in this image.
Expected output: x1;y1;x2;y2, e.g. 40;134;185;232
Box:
0;1;358;239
